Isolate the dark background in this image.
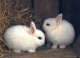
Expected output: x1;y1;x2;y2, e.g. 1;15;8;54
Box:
59;0;80;56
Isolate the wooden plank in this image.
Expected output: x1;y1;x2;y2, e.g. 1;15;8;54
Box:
3;49;77;58
34;0;59;19
73;36;80;57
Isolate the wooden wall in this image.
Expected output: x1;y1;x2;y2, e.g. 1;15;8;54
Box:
19;0;59;18
18;0;59;29
34;0;58;19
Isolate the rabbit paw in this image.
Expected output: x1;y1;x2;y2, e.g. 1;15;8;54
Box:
28;50;36;53
51;45;58;49
59;45;66;49
13;50;21;54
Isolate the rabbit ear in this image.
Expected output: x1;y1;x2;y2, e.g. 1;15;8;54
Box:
30;21;36;34
55;14;62;25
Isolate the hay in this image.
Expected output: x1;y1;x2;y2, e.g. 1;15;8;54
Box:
0;0;44;57
0;37;13;57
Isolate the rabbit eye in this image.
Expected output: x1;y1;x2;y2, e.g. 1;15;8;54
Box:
38;37;42;40
46;23;50;26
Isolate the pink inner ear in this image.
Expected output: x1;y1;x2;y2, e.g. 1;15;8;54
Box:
31;26;35;34
56;14;62;25
30;22;36;34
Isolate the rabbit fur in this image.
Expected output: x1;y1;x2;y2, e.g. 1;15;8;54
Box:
43;14;75;49
4;22;45;53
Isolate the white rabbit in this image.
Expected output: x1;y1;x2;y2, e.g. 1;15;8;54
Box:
4;22;45;53
43;14;75;49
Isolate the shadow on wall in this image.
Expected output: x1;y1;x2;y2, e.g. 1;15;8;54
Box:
59;0;80;40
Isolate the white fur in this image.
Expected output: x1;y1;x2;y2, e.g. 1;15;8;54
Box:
4;22;45;53
43;14;75;49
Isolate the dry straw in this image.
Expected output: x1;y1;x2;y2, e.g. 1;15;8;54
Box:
0;0;34;57
0;0;44;57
